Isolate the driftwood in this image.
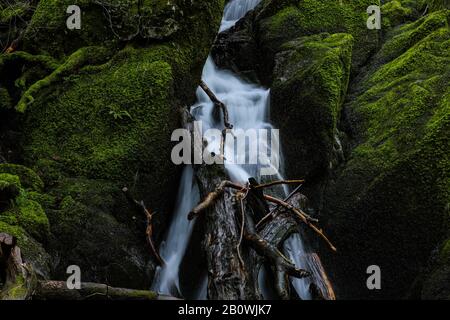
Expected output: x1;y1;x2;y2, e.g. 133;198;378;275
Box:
191;173;336;300
122;187;165;266
188;179;336;252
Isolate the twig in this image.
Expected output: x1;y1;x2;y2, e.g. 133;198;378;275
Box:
236;196;246;270
264;195;337;252
188;181;243;220
253;180;305;190
122;187;165;266
200;80;233;129
255;183;306;229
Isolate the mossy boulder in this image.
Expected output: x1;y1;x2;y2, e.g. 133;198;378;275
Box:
23;0;225;59
213;0;380;85
42;177;155;288
0;173;21;201
4;0;226;287
0;168;51;279
0;169;50;243
258;0;380;79
321;10;450;299
0;164;44;192
271;33;353;189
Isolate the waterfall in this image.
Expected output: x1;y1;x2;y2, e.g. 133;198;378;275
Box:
153;0;323;300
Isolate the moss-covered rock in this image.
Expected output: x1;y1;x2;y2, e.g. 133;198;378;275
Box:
4;0;226;288
0;173;21;200
271;33;353;188
0;221;51;279
213;0;380;85
23;0;225;59
258;0;380;78
0;168;50;243
0;164;44;192
322;9;450;299
43;177;154;288
0;167;51;279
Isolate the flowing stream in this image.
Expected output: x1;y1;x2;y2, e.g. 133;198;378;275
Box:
152;0;325;300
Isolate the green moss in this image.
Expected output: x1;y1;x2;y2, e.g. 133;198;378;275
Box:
322;9;450;299
0;1;30;23
259;0;380;71
271;32;353;180
0;221;50;277
0;87;12;110
382;1;414;28
14;193;50;241
376;9;449;65
0;164;44;192
0;173;21;197
0;168;49;242
1;274;28;300
16;46;111;112
429;0;450;12
23;0;114;58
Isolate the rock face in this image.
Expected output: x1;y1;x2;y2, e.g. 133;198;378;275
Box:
0;0;225;289
323;9;450;299
212;0;450;300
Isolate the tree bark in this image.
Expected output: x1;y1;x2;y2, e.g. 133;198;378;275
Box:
33;281;175;300
196;165;257;300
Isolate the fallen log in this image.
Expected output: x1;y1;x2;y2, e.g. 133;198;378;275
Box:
0;233;178;300
33;281;175;300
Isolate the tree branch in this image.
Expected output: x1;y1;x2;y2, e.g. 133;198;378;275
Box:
122;187;165;266
200;80;233;129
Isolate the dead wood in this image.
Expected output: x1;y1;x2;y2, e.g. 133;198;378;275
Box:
33;281;174;300
200;80;233;130
122;187;165;266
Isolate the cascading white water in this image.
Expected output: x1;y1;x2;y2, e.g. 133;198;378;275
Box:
220;0;261;32
153;0;323;300
151;166;199;297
